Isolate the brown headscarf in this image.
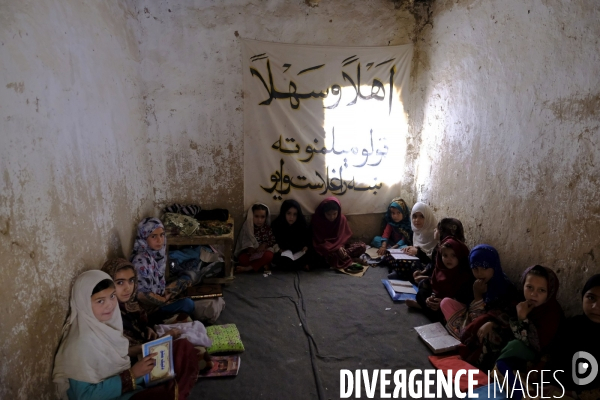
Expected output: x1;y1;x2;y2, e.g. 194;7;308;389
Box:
101;258;140;313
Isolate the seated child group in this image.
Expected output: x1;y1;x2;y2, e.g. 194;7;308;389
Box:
52;197;600;400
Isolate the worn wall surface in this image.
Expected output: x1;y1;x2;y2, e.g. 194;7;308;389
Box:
0;0;151;398
410;0;600;314
133;0;416;229
1;1;415;397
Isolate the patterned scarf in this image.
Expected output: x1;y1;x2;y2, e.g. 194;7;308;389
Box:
101;258;148;346
101;258;140;313
385;198;413;243
130;217;167;296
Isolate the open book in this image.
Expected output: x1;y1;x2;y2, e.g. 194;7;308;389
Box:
388;249;419;261
198;355;241;378
281;250;305;260
382;279;417;301
414;322;461;354
365;247;382;259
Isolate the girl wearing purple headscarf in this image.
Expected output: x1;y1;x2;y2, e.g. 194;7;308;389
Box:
130;217;195;318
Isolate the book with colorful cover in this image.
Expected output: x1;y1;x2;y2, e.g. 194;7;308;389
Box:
185;284;223;300
141;335;175;386
382;279;418;301
198;355;241;378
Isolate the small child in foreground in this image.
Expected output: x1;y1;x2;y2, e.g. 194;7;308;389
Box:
234;203;276;273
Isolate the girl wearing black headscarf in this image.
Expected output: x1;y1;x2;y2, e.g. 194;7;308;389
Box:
271;200;311;271
546;274;600;399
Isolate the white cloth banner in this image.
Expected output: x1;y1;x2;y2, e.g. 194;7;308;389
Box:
242;40;413;215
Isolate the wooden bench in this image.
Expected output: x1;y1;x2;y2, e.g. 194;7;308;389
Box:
166;217;235;284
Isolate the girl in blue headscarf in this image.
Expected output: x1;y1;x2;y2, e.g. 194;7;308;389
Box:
441;244;515;339
371;198;413;256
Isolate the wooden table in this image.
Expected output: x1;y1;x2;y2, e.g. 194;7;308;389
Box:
166;217;235;284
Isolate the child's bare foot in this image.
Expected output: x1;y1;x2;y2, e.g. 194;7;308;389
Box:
405;299;422;309
235;265;253;273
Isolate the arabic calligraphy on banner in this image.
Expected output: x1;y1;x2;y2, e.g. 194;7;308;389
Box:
242;40;413;215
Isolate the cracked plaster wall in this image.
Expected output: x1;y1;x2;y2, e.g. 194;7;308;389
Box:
0;0;152;398
410;0;600;314
1;0;415;397
133;0;416;239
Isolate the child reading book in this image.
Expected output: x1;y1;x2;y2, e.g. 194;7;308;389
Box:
271;199;311;270
311;197;366;270
401;202;438;267
371;198;413;256
234;203;276;273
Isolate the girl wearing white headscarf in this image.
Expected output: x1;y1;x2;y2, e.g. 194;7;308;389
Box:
52;270;156;400
234;203;276;272
402;202;438;263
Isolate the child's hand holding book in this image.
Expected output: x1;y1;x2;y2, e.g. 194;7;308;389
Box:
131;352;157;378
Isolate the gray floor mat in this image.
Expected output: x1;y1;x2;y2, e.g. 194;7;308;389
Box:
189;266;458;400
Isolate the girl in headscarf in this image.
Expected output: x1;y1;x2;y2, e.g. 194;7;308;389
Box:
101;259;205;399
547;274;600;399
401;202;438;266
412;217;465;283
506;265;564;356
406;236;473;321
491;265;564;399
311;197;366;270
234;203;276;273
271;199;311;271
52;270;160;399
130;217;195;318
441;245;516;340
371;198;413;256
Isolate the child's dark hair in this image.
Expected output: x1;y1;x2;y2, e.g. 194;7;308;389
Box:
92;279;115;295
526;265;549;280
322;201;340;213
252;204;268;213
437;218;465;242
